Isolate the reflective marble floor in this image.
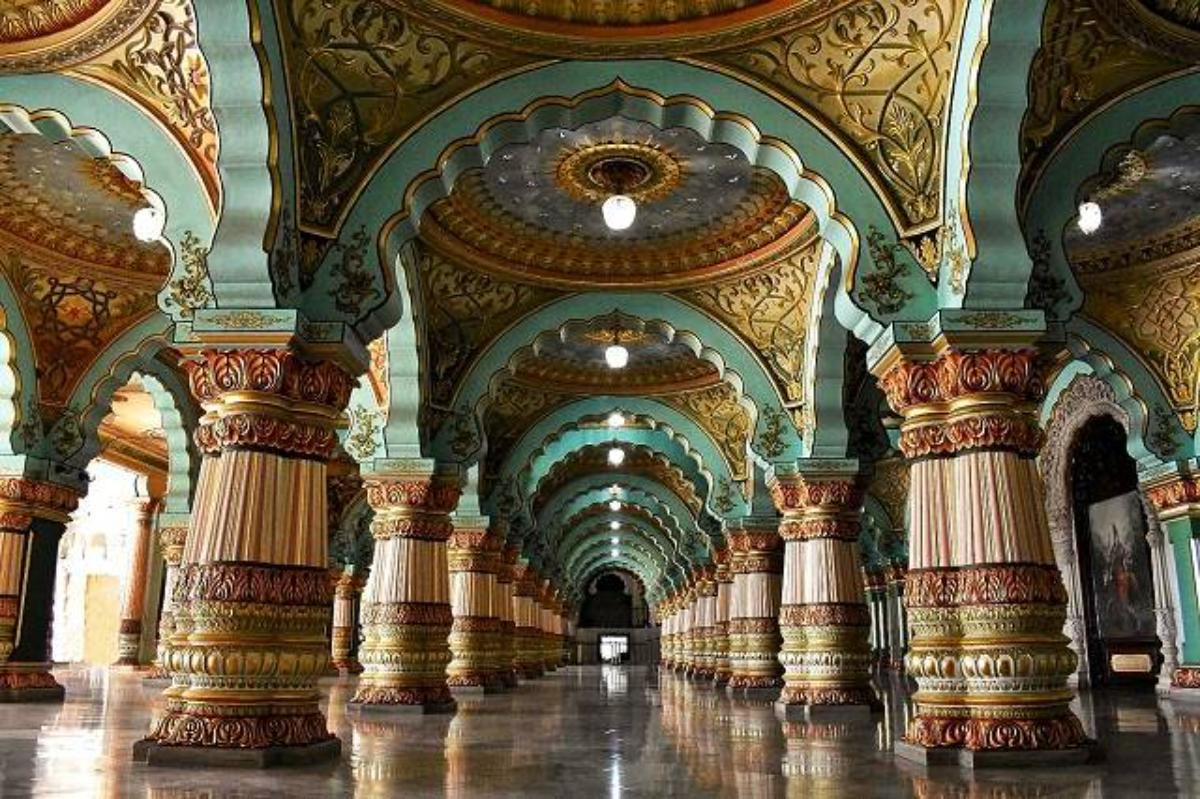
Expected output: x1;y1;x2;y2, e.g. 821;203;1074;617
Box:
1;666;1199;797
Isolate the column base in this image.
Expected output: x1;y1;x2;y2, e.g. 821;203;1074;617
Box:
448;673;505;695
132;737;342;768
348;697;456;716
894;739;1101;769
0;664;64;703
726;678;782;701
349;684;457;715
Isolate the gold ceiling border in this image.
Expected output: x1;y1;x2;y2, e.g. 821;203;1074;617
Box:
0;0;155;73
385;0;859;58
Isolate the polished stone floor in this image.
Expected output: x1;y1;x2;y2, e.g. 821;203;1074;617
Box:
0;666;1199;797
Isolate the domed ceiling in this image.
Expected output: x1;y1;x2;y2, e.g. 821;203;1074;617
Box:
0;0;154;71
420;117;813;290
514;313;719;396
1066;132;1200;274
0;132;167;410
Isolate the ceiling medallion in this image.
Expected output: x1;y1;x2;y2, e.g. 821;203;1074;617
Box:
557;143;682;205
0;0;156;73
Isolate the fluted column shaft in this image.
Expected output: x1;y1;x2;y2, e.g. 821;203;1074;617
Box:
115;497;161;666
885;565;907;670
714;550;733;686
539;582;558;673
772;473;878;710
660;599;675;669
496;546;519;687
864;570;889;664
512;566;543;679
146;524;188;680
694;572;718;680
142;349;352;762
447;526;502;690
331;569;365;675
726;525;783;693
1145;473;1200;691
0;479;78;702
352;470;460;713
877;347;1084;755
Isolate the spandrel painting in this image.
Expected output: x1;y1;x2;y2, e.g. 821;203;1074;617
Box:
1086;491;1156;640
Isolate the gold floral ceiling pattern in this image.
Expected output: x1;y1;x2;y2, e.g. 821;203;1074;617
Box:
676;237;820;404
0;0;218;207
388;0;859;57
1020;0;1193;203
277;0;966;240
0;134;167;410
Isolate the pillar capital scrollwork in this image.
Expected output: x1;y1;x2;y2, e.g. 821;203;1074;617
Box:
157;525;188;566
0;477;80;526
1145;471;1200;520
771;473;863;542
185;349;354;460
875;348;1046;459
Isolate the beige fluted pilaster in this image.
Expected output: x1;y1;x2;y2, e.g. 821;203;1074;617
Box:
512;564;544;679
713;549;732;687
0;478;78;702
876;346;1086;761
351;467;460;713
772;471;878;714
331;568;365;675
659;595;675;670
145;523;188;681
137;348;352;765
726;522;783;696
447;523;503;691
496;545;519;688
693;569;717;681
115;497;162;667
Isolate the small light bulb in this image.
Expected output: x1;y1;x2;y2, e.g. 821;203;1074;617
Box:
609;521;620;531
602;194;636;231
608;447;625;467
605;345;629;370
133;206;164;242
607;411;626;428
608;499;621;512
611;548;620;558
1077;201;1102;235
610;536;619;545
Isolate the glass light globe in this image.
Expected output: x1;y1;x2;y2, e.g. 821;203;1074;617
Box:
1077;201;1102;235
607;447;625;466
611;548;620;558
609;521;620;531
608;499;621;512
607;411;626;429
602;194;636;231
132;206;164;242
610;536;619;545
605;344;629;370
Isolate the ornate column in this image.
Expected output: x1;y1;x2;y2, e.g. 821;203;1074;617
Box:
725;521;783;697
0;478;78;702
877;346;1088;765
713;550;733;687
885;564;907;671
1145;470;1200;694
865;569;890;666
331;568;364;675
145;522;188;681
115;497;162;667
136;349;352;766
772;471;878;718
447;522;503;692
495;545;518;688
693;569;717;681
660;595;675;670
679;583;696;676
512;564;543;679
539;581;558;673
351;466;460;714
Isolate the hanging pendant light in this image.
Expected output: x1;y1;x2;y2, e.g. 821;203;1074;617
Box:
602;194;637;231
607;446;626;467
607;411;626;428
1077;201;1102;235
132;206;164;242
608;499;621;512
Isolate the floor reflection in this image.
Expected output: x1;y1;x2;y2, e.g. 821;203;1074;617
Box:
0;666;1197;796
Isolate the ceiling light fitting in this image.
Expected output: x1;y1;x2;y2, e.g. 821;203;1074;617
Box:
1077;201;1102;235
608;446;626;467
607;411;626;428
608;499;621;512
133;206;164;243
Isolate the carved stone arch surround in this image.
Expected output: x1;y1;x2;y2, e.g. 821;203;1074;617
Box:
1040;373;1178;688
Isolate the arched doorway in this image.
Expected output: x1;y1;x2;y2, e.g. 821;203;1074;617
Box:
1069;415;1160;687
1042;373;1180;691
